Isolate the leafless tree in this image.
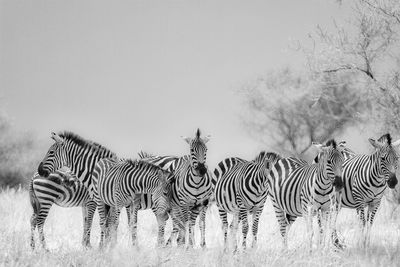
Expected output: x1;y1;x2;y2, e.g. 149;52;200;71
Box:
241;68;366;157
306;0;400;132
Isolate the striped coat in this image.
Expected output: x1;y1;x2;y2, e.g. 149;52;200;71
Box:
213;151;281;250
268;140;345;249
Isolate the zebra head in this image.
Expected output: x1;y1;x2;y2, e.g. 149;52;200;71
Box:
151;168;175;216
182;128;210;177
38;132;68;178
313;139;345;192
369;134;399;189
337;141;356;160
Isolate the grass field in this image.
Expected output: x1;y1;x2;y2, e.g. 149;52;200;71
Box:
1;188;400;267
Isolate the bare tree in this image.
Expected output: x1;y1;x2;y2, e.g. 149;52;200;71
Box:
306;0;400;132
241;68;366;156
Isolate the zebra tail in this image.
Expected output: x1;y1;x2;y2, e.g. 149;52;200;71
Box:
29;176;40;215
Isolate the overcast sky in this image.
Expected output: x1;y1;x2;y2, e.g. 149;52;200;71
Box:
1;0;360;166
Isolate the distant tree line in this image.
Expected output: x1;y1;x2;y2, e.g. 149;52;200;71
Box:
0;113;40;188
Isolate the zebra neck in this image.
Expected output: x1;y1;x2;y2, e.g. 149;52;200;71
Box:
189;168;204;184
368;153;386;183
257;167;270;193
145;156;180;172
66;147;113;189
314;163;332;192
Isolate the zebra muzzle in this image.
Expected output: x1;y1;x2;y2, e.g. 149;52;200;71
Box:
333;175;344;191
387;174;398;189
37;162;50;178
196;163;207;176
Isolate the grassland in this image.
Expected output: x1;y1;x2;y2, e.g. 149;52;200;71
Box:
1;187;400;267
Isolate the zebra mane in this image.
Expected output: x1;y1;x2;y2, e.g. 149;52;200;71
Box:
378;133;392;145
138;150;156;159
325;139;337;149
196;128;201;139
126;158;160;170
253;151;281;164
58;131;116;157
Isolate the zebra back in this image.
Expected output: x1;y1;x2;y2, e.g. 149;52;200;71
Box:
38;131;118;190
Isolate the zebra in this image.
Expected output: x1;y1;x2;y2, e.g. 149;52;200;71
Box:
340;134;400;246
36;132;118;247
313;140;355;163
139;128;213;248
91;158;173;247
268;140;345;250
213;151;282;250
29;171;159;250
37;131;172;248
29;170;96;250
37;132;118;190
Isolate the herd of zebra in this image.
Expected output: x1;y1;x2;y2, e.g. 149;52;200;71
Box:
29;129;400;252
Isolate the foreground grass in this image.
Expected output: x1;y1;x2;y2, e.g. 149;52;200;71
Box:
1;188;400;266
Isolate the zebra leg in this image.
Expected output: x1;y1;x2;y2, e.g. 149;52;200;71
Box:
166;208;184;247
187;211;195;248
218;208;229;248
179;208;190;247
240;209;249;250
365;202;380;247
305;207;314;253
356;206;367;247
329;203;344;250
166;220;178;247
229;213;240;252
81;200;96;248
109;207;121;247
251;208;263;249
199;206;207;248
165;216;179;247
273;206;289;248
188;206;202;248
129;204;140;246
30;213;37;250
126;205;132;227
317;210;324;247
35;203;53;251
97;201;110;248
155;211;167;247
356;206;366;227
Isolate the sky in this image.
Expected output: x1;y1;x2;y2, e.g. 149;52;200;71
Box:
0;0;363;167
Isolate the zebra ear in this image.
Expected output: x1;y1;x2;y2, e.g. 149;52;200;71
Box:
181;136;192;144
203;135;211;143
337;141;347;152
51;132;63;143
368;138;380;148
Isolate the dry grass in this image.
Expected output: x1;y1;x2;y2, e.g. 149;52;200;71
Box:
1;188;400;267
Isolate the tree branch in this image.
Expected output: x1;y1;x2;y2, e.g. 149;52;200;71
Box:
361;0;400;25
